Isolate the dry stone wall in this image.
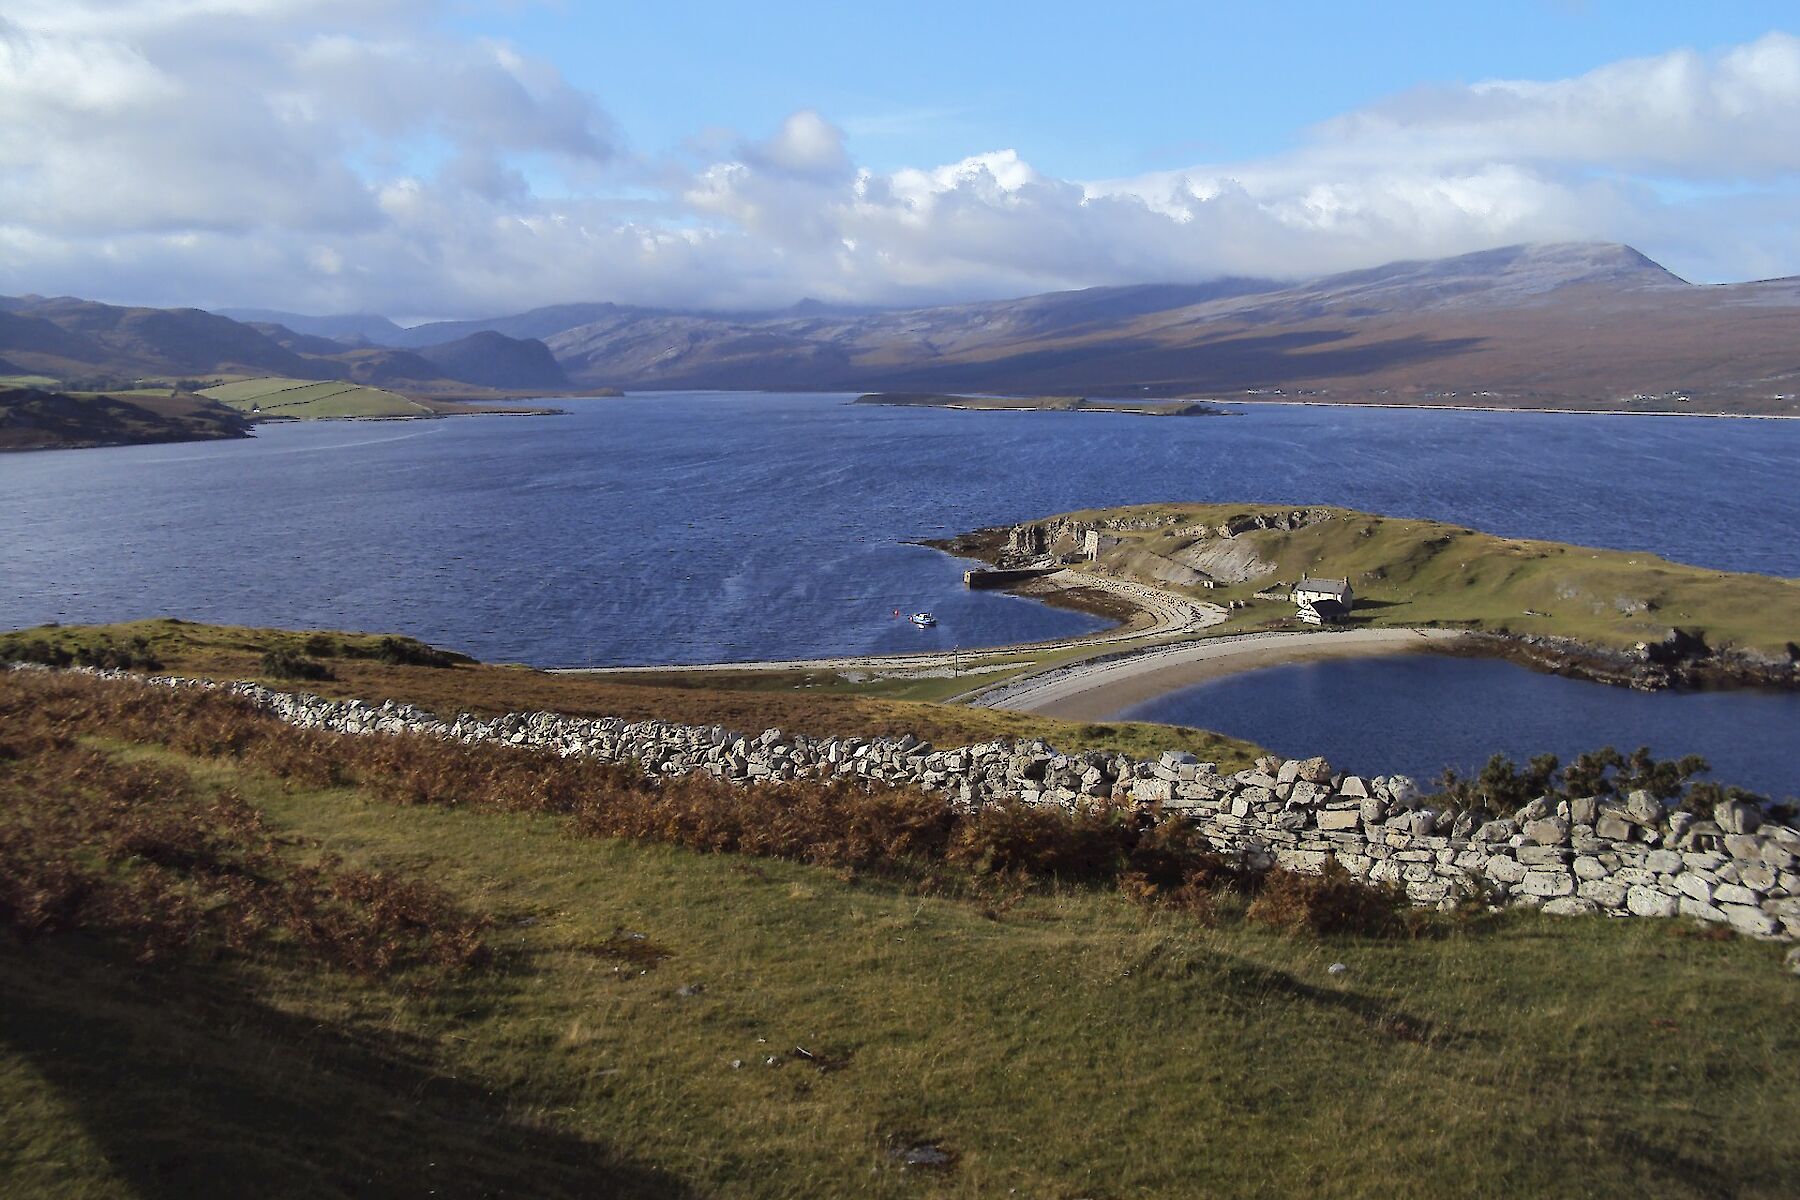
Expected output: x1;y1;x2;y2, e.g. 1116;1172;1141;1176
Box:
19;663;1798;941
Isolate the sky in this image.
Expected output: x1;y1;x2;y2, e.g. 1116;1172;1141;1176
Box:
3;0;1800;319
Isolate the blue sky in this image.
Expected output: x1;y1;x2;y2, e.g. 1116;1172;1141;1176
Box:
4;1;1800;315
454;1;1800;177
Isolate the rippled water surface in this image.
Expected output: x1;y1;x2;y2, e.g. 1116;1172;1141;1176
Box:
3;393;1797;672
1121;654;1800;796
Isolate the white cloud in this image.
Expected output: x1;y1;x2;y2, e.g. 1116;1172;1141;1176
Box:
2;10;1798;316
749;110;850;177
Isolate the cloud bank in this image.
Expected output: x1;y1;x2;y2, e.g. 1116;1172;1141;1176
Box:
3;2;1799;316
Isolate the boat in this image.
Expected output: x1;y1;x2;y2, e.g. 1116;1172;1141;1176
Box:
909;612;936;627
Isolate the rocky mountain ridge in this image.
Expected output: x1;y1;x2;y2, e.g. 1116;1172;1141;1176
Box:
16;242;1800;411
263;241;1798;412
0;295;568;394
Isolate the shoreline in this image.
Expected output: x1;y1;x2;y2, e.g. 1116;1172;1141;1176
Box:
1212;397;1800;421
965;628;1462;719
566;514;1795;705
855;392;1226;417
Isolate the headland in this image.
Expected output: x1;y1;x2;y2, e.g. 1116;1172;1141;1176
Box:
855;392;1227;416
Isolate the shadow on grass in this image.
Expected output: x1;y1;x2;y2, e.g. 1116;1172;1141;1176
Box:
1136;940;1464;1046
1;941;693;1200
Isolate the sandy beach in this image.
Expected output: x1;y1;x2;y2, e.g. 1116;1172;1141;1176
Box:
568;568;1472;717
969;627;1464;719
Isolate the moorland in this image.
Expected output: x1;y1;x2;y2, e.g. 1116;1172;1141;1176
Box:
5;639;1799;1199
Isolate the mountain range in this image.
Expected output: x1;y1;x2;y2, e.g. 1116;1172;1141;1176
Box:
10;243;1800;413
0;296;568;395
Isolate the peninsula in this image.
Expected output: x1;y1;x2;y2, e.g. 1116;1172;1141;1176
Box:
0;375;566;452
569;502;1798;716
855;392;1226;416
0;383;250;451
936;502;1800;697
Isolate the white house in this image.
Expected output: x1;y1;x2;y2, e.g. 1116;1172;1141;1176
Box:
1292;576;1354;610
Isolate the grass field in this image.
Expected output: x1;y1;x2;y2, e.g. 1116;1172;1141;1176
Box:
0;620;1264;768
3;668;1796;1199
1047;502;1800;657
199;377;431;420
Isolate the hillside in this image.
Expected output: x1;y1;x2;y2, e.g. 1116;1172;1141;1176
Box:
22;242;1800;411
415;330;570;389
975;503;1800;666
521;244;1798;413
4;661;1798;1198
0;298;320;379
0;385;250;451
0;296;578;393
217;308;409;345
198;378;433;420
0;620;1258;767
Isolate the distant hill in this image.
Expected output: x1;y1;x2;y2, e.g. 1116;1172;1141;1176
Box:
245;322;363;357
9;298;318;377
384;302;642;349
526;242;1800;414
216;308;409;346
414;331;569;390
0;296;575;394
22;242;1800;412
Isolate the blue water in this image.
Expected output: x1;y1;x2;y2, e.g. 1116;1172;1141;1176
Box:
1121;655;1800;798
3;393;1796;667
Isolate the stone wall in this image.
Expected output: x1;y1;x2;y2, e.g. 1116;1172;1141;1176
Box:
16;663;1797;941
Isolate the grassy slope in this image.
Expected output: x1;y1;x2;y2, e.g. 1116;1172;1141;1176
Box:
199;377;431;419
0;619;1263;768
1058;502;1800;657
4;735;1796;1198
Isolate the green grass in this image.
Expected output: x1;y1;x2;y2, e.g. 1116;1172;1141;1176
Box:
199;377;430;420
5;739;1797;1198
0;375;63;389
62;387;182;400
1054;502;1800;657
0;620;1264;768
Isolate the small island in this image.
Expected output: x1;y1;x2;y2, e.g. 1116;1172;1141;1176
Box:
856;392;1227;416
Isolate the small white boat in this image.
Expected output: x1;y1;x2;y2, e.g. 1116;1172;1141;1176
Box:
909;612;937;627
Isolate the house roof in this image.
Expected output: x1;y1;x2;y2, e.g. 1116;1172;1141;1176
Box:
1296;576;1352;594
